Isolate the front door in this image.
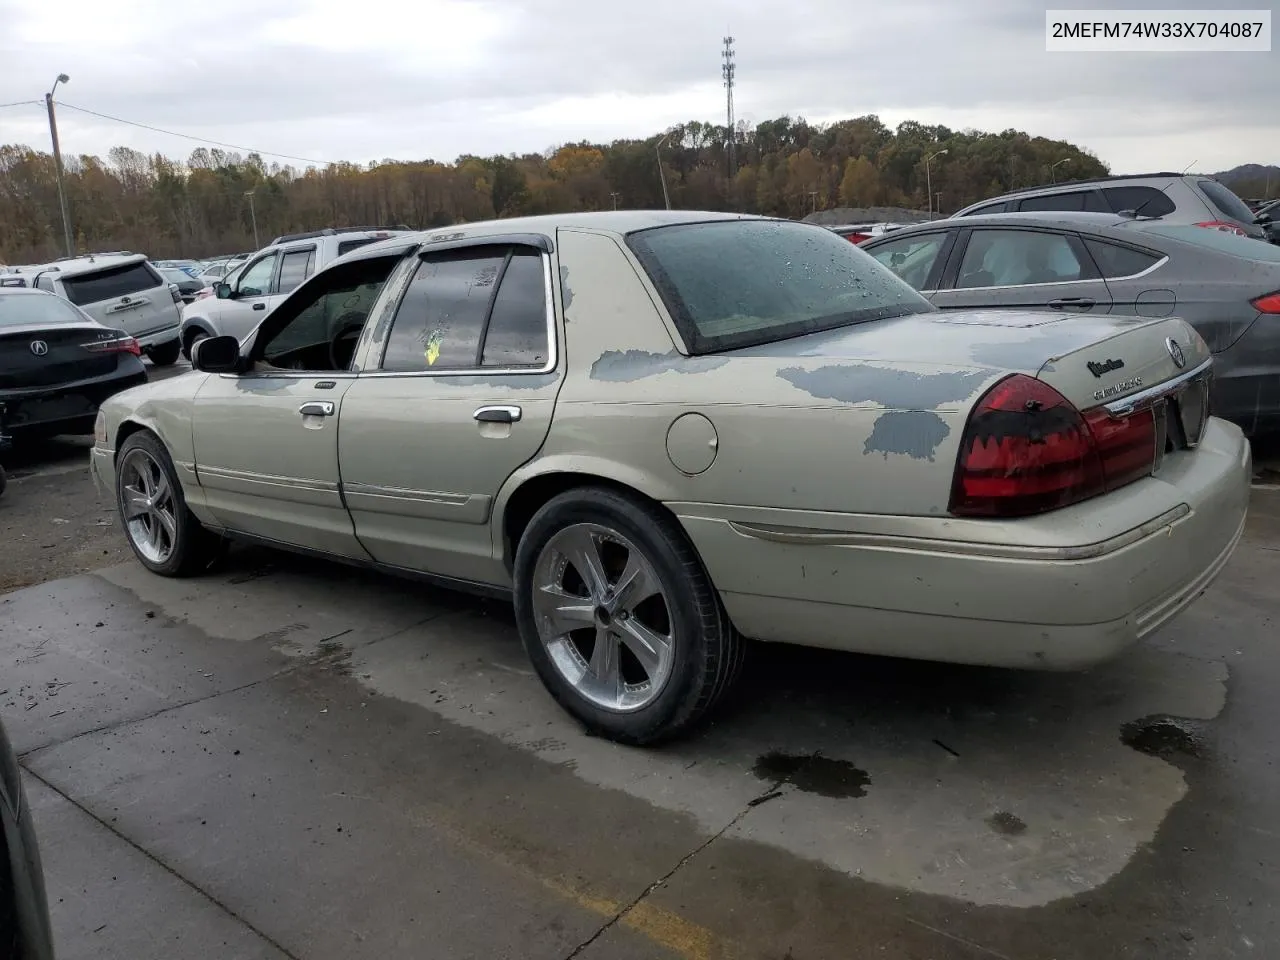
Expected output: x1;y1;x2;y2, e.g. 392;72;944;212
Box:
932;227;1114;315
213;250;282;341
339;242;562;585
190;251;409;559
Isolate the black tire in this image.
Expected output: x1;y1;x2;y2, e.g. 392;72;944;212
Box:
513;486;742;745
0;466;6;498
115;431;222;576
182;328;208;361
147;339;182;367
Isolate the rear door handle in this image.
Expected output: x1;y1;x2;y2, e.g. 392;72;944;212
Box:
253;302;267;311
473;405;521;424
299;401;335;417
1046;297;1095;310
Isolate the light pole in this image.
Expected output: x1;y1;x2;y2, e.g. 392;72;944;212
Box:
45;74;73;257
925;149;948;220
609;192;620;210
244;190;260;249
1049;158;1070;183
656;137;671;210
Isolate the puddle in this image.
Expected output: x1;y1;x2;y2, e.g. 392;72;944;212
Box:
753;751;871;799
1120;714;1207;762
986;811;1028;836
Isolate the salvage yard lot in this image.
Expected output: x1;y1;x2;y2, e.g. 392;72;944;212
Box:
3;363;1280;959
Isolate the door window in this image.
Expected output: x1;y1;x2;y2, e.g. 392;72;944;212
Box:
866;233;947;290
277;248;316;294
1083;238;1162;278
381;245;550;372
1102;186;1175;217
956;230;1086;288
1017;190;1108;213
254;255;401;371
236;254;277;297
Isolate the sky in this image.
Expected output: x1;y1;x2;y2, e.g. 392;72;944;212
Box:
0;0;1274;175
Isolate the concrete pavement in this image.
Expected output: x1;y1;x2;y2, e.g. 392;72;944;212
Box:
2;488;1279;958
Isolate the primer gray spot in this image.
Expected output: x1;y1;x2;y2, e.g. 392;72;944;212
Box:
437;374;558;390
558;265;574;312
590;350;730;382
863;410;951;461
778;364;988;408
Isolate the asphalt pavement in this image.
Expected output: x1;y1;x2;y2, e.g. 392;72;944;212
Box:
1;358;1279;958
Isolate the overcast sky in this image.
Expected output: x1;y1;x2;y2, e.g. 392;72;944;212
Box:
0;0;1273;175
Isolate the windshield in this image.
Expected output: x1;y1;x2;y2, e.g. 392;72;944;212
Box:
1137;224;1280;262
626;219;934;353
0;292;89;326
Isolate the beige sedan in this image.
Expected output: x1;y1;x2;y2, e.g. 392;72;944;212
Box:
90;212;1251;744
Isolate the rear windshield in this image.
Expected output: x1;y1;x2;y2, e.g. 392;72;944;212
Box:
61;261;163;306
626;219;934;353
338;237;380;256
0;292;87;326
1197;180;1257;224
1138;225;1280;261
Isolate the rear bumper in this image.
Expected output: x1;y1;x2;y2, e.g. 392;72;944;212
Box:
673;417;1251;670
134;323;180;350
0;364;148;434
1212;315;1280;436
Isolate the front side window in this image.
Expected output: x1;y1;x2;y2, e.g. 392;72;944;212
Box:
866;233;947;290
626;219;932;354
956;229;1086;288
61;261;163;306
236;254;277;297
381;245;550;372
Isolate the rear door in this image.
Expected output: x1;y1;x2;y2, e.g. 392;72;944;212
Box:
60;260;178;341
932;226;1114;314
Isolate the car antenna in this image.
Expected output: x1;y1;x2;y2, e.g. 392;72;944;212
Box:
1122;160;1196;220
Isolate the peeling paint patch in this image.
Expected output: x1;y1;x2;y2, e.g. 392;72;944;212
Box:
436;374;558;390
590;350;730;382
778;364;988;408
863;410;951;461
558;265;574;312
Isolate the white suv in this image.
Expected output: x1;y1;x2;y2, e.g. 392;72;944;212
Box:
29;253;183;365
178;227;410;357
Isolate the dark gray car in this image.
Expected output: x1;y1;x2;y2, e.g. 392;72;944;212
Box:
862;211;1280;436
0;716;55;959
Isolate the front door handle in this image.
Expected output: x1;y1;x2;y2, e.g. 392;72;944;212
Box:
299;401;335;417
473;405;522;424
253;302;267;311
1046;297;1096;310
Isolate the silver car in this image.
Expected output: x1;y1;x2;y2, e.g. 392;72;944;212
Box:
90;212;1250;744
862;211;1280;437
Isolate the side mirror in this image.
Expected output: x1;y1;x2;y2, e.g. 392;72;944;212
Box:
192;334;243;373
215;282;233;300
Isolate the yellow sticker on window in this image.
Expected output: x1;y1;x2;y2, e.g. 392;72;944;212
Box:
425;331;442;366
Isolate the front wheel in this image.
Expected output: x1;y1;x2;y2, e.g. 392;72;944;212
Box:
115;431;221;576
147;339;181;367
513;487;742;745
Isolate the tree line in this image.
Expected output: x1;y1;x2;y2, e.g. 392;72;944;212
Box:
0;115;1109;264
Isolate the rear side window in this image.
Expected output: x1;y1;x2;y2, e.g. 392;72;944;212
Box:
277;248;316;293
1102;186;1175;217
480;250;549;368
338;237;379;256
960;201;1009;216
35;276;54;293
626;219;932;354
60;261;163;306
1017;191;1108;213
1197;180;1257;224
1083;238;1162;278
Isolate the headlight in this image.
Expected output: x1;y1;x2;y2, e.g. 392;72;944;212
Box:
94;410;108;446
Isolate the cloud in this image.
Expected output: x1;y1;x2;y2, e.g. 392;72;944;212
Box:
0;0;1274;173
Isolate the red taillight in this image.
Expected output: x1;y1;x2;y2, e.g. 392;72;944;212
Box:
83;336;142;357
845;233;871;244
1194;220;1248;236
1252;291;1280;313
950;374;1156;518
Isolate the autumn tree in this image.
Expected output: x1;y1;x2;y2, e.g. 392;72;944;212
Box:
838;156;880;207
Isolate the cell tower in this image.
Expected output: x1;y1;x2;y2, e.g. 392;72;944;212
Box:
722;35;736;178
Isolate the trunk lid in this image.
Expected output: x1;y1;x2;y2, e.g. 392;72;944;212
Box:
0;323;122;390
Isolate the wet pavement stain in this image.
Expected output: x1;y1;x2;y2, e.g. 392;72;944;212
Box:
753;751;871;799
1120;714;1207;762
987;811;1028;836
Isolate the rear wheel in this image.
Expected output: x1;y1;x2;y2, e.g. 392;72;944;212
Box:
116;431;221;576
147;339;181;367
513;487;742;745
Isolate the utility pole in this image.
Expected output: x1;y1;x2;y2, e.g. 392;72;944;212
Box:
935;192;942;215
244;190;260;248
609;192;620;210
722;35;736;180
808;190;819;214
656;137;671;210
46;74;73;258
925;149;948;220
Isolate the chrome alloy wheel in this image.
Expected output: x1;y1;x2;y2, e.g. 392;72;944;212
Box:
531;522;676;712
118;447;178;564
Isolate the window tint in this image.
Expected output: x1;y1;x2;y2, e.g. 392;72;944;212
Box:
481;250;549;367
1103;186;1175;217
867;233;947;290
1017;190;1107;213
259;257;398;370
338;237;379;256
957;230;1085;288
236;255;276;297
627;220;932;354
961;201;1009;216
1197;180;1257;224
1083;238;1161;278
60;261;163;306
382;249;506;371
0;292;86;326
35;276;54;293
277;249;315;294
